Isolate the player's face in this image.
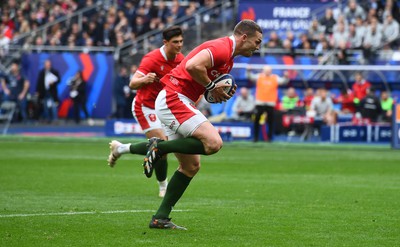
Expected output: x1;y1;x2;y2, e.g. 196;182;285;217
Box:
165;35;183;55
240;31;262;57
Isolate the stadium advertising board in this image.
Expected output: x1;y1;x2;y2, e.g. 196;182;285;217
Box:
105;120;253;141
238;0;333;33
322;124;391;143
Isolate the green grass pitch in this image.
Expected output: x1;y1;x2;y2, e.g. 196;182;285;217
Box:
0;136;399;246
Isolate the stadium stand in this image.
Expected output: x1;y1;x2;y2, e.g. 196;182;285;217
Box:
0;0;400;142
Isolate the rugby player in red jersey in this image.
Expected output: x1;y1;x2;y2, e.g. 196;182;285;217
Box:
107;26;184;198
145;20;263;230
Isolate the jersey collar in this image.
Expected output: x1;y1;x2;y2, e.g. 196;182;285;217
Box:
229;35;236;57
160;45;168;61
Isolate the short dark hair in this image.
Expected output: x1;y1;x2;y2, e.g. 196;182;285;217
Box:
162;26;183;41
233;19;262;37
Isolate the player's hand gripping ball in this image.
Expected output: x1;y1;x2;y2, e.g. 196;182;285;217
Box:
204;74;236;103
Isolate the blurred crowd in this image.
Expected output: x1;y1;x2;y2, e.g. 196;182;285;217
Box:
204;68;395;141
0;0;223;50
264;0;400;64
1;0;399;133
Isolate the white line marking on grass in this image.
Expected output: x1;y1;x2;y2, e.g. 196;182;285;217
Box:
0;209;189;218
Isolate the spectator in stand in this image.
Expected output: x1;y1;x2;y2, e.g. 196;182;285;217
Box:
302;40;314;57
132;15;150;38
98;21;116;46
246;66;289;142
0;61;30;123
336;40;349;65
142;0;158;20
380;90;394;122
354;16;367;40
181;1;198;30
114;11;130;37
366;6;379;24
0;23;11;50
231;87;255;121
286;30;300;48
303;87;314;111
331;22;349;48
2;9;15;32
308;19;325;46
124;0;138;26
357;87;382;123
169;0;186;21
319;8;336;35
296;33;310;49
282;39;295;57
155;0;170;23
369;16;384;33
344;0;367;23
84;21;100;45
333;15;349;33
82;0;97;19
265;31;282;48
348;23;363;49
333;88;356;114
281;87;299;111
352;72;371;104
314;33;331;58
383;0;400;23
65;23;83;46
382;14;400;47
363;18;383;63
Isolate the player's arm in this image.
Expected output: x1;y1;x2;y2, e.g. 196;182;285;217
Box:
129;71;158;90
277;71;290;85
246;68;258;83
1;78;10;95
185;49;231;103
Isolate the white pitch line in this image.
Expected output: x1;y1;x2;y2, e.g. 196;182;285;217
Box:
0;209;189;218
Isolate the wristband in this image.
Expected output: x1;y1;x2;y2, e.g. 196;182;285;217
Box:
205;81;216;91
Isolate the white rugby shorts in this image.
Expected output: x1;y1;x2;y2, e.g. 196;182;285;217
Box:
155;89;208;137
131;98;163;133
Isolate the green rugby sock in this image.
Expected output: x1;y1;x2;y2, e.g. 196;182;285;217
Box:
158;137;206;155
154;170;192;219
129;142;148;155
155;158;168;182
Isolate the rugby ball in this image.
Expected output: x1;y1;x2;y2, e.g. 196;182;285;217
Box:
204;74;235;103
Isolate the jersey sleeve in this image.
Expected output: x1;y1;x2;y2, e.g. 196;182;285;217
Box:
206;43;231;68
137;54;156;76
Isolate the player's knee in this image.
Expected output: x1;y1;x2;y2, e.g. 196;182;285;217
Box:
204;135;223;154
180;162;201;177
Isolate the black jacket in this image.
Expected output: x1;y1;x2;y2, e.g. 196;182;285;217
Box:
359;94;382;122
36;68;60;102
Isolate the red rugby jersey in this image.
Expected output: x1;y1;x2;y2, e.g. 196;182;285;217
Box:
160;36;235;102
135;46;184;108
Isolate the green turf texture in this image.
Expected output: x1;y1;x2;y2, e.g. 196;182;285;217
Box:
0;136;399;246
